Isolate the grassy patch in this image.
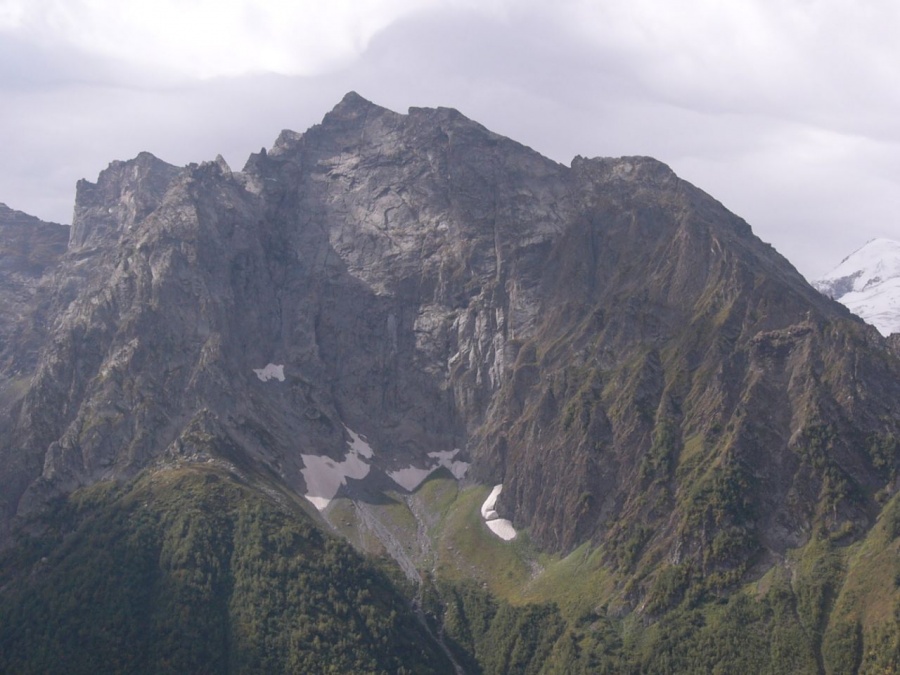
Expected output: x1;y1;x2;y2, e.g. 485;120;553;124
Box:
519;543;616;618
432;485;534;598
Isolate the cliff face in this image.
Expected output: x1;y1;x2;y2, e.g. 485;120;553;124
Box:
0;203;68;375
1;93;899;590
476;157;899;569
0;204;69;536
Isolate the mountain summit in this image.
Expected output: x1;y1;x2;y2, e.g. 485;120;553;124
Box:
814;237;900;336
2;94;900;672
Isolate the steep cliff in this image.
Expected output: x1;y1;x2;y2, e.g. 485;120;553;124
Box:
0;203;68;376
0;204;69;539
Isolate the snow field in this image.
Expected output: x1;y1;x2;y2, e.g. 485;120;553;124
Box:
480;484;517;541
300;425;470;508
301;426;372;510
386;448;470;491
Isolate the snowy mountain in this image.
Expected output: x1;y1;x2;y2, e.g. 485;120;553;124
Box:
813;237;900;336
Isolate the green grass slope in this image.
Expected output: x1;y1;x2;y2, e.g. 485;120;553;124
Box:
2;459;898;674
329;471;900;673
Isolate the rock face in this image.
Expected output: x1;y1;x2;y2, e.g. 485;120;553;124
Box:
814;237;900;336
2;93;900;590
0;204;69;537
0;204;68;374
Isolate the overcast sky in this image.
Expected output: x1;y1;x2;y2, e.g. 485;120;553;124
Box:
1;0;899;279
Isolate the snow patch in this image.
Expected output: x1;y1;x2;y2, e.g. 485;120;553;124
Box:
830;276;900;336
387;466;435;492
300;426;374;510
817;238;900;294
304;496;332;511
387;448;470;491
481;484;503;518
814;238;900;336
486;519;518;540
480;484;517;541
344;426;374;458
428;449;470;480
253;363;285;382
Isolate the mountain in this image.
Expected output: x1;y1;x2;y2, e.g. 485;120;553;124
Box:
813;237;900;336
2;93;900;672
0;203;68;375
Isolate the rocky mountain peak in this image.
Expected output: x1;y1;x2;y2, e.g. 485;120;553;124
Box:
70;151;182;249
2;94;900;592
4;93;900;672
333;89;380;113
0;202;63;228
0;203;68;276
0;204;68;376
571;154;675;185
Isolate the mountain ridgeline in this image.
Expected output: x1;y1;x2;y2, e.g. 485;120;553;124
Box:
1;93;899;672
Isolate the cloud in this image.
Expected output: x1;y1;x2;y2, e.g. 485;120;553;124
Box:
0;0;503;78
0;0;898;278
551;1;900;136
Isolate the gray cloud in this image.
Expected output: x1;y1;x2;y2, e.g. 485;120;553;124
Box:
1;2;898;279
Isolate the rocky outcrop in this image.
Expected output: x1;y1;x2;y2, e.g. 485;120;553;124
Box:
0;204;68;374
2;94;899;592
0;204;69;537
